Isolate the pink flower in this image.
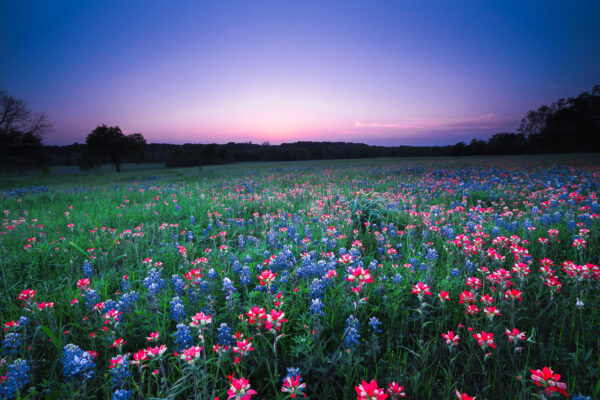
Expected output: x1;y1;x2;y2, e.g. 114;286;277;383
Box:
180;346;203;365
257;270;277;286
355;379;388;400
411;282;431;297
227;377;257;400
441;331;460;347
530;367;567;397
386;381;406;398
472;331;495;349
281;374;307;398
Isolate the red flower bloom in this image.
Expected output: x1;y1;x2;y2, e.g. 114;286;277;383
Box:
411;282;431;297
441;330;460;347
455;391;476;400
530;366;567;397
472;331;495;349
355;379;388;400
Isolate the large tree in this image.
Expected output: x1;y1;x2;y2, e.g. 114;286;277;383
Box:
81;125;147;172
0;90;52;172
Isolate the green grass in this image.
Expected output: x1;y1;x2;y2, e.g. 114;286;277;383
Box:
0;154;599;399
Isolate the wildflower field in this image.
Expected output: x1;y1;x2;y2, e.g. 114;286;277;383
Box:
1;156;599;400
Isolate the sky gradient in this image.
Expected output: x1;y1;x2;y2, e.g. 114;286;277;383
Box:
1;1;599;146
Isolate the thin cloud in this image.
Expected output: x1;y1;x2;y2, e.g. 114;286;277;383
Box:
355;114;515;131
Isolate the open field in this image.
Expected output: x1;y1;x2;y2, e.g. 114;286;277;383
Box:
1;154;599;399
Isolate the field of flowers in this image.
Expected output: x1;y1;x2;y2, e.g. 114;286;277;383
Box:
1;157;599;399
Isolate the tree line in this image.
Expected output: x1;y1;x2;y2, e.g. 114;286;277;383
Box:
1;85;598;173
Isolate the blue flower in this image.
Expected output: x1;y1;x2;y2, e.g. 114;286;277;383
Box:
61;344;95;381
240;266;252;286
2;332;21;354
170;297;186;322
173;324;193;350
171;274;186;296
112;389;132;400
216;323;233;346
222;277;236;298
82;260;94;278
0;359;30;399
109;355;131;389
368;317;382;333
343;315;360;350
309;298;326;316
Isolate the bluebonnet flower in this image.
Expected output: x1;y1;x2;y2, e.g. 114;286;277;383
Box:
572;394;591;400
450;268;460;278
238;234;246;249
222;277;236;299
17;316;29;328
85;289;100;310
310;278;326;298
552;212;562;224
343;315;360;350
425;247;438;262
171;275;186;296
173;324;193;350
104;299;118;312
216;323;233;346
207;268;218;280
2;332;21;354
170;297;186;322
392;274;403;284
541;214;551;226
309;298;326;316
143;268;166;298
240;266;252;286
0;359;30;399
120;276;130;292
369;317;382;333
285;367;301;378
112;389;132;400
62;344;95;381
82;260;93;278
491;226;500;237
117;292;139;313
109;354;131;388
187;231;194;242
465;260;476;273
190;215;195;225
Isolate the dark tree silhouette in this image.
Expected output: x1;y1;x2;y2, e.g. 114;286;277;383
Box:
81;125;147;172
0;90;52;172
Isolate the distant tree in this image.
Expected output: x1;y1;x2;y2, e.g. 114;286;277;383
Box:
81;125;146;172
0;90;52;172
517;104;555;138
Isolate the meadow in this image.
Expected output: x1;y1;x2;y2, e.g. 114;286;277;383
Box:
1;155;599;400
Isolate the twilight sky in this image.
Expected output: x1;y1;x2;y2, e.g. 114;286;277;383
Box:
1;1;599;146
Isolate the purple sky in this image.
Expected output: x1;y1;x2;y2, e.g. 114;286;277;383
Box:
1;1;599;146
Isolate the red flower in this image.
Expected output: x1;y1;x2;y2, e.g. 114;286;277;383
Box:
438;291;450;302
411;282;431;297
441;331;460;347
472;331;495;349
455;391;476;400
227;376;257;400
504;289;523;301
386;381;406;398
458;290;475;304
530;367;567;397
355;379;388;400
257;270;277;286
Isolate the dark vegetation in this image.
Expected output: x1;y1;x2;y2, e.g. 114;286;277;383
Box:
2;85;599;172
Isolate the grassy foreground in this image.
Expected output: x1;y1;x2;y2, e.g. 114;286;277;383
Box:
1;155;599;399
